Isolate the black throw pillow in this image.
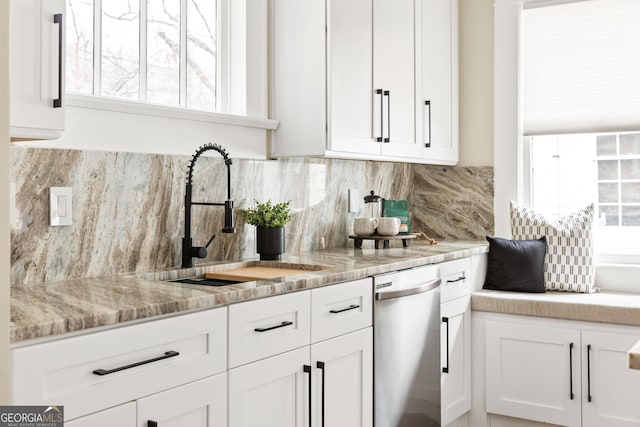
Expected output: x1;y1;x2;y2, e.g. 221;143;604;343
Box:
484;236;547;293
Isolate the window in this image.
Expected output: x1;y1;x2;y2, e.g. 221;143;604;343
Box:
519;0;640;255
529;132;640;254
66;0;220;112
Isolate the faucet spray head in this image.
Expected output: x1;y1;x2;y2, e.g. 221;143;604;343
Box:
222;200;236;233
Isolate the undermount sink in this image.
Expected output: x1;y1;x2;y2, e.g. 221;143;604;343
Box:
135;261;332;288
169;277;243;287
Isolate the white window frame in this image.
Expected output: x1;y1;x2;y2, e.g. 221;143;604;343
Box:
66;0;277;131
494;0;640;289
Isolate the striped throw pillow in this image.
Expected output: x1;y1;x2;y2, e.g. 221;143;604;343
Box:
510;202;595;293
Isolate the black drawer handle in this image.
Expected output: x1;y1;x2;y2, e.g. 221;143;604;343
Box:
446;276;466;284
442;317;450;373
329;304;360;314
304;364;312;427
53;13;63;108
587;344;592;403
92;351;179;376
424;100;431;148
569;342;574;400
148;421;158;427
254;321;293;333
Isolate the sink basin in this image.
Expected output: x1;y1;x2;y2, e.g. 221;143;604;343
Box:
169;278;243;287
132;260;333;287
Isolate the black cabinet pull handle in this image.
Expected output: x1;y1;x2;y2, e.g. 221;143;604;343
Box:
53;13;63;108
304;364;312;427
569;342;574;400
446;276;466;284
384;90;391;143
442;316;450;373
92;351;179;376
329;304;360;314
148;421;158;427
254;320;293;333
376;89;384;142
317;361;325;427
424;100;431;147
587;344;592;403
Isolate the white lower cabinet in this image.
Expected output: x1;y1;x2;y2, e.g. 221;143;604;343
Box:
311;328;373;427
581;331;640;427
66;374;227;427
228;346;309;427
229;328;373;427
14;278;374;427
441;295;471;426
65;402;136;427
485;320;581;426
137;374;227;427
483;314;640;427
440;257;473;425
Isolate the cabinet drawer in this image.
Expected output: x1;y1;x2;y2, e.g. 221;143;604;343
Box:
311;278;372;343
12;308;227;421
440;258;472;303
228;291;310;368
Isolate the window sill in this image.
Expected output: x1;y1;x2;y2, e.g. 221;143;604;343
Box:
66;94;280;131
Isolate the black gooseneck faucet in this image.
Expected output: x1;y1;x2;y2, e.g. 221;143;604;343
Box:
182;143;236;268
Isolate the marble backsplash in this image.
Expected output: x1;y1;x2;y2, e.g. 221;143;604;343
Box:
10;146;493;286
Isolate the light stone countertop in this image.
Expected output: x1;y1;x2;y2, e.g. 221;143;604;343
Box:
10;241;488;344
472;289;640;326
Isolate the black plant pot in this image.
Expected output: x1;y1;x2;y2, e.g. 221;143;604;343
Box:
256;226;285;260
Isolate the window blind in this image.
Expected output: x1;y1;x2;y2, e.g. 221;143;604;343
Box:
523;0;640;136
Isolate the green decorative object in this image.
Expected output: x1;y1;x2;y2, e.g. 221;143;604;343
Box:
384;200;411;234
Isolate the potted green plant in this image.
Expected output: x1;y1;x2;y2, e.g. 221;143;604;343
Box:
240;200;295;260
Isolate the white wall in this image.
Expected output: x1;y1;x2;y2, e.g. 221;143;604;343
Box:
458;0;494;167
0;0;11;405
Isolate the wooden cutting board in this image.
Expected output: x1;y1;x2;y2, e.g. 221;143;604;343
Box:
204;266;311;282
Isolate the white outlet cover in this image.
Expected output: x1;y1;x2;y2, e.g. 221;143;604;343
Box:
348;189;362;213
50;187;73;226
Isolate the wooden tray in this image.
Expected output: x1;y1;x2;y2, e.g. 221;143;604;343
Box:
348;233;418;249
205;266;310;282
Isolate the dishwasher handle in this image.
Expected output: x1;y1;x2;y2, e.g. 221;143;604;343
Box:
375;278;441;301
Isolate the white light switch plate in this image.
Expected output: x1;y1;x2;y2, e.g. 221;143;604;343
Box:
348;189;362;213
50;187;73;226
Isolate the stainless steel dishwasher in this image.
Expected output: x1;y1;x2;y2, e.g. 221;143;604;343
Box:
373;264;441;427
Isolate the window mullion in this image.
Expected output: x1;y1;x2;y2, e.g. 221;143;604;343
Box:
93;0;102;95
140;0;148;101
179;0;188;106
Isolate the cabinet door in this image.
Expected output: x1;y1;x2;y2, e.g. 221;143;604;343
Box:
10;0;65;139
327;0;379;156
229;347;310;427
374;0;421;158
136;374;226;427
582;330;640;427
311;328;373;427
441;296;471;426
66;402;136;427
421;0;458;165
485;320;581;427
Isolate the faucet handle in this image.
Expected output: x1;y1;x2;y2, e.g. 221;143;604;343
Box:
205;234;216;249
187;246;207;259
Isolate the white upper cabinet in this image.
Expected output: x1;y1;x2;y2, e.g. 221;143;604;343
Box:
420;0;459;165
375;0;421;159
270;0;456;164
10;0;65;140
327;0;378;156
